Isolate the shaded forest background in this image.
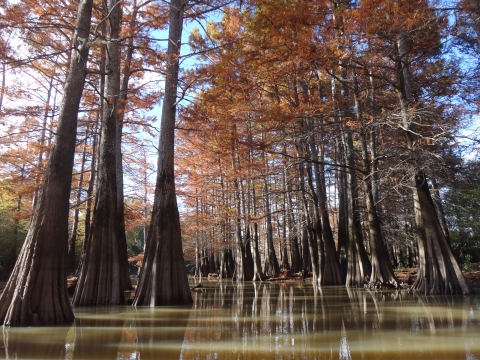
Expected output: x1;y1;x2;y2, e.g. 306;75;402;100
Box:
0;0;479;289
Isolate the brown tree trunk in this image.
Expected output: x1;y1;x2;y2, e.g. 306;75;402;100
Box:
353;72;398;287
133;0;192;305
67;132;88;275
250;179;266;281
343;130;371;287
308;125;344;286
412;172;473;295
396;32;472;295
0;0;92;326
263;177;280;277
73;0;131;306
115;0;139;292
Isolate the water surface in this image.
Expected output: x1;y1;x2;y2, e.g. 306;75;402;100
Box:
1;281;479;359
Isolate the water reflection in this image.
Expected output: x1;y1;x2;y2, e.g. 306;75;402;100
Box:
0;282;479;359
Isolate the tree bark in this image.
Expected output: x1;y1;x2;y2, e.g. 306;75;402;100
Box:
0;0;93;326
73;0;131;306
133;0;192;305
67;132;88;275
115;0;139;291
343;130;371;287
412;172;473;294
249;178;266;281
396;31;472;295
263;177;280;277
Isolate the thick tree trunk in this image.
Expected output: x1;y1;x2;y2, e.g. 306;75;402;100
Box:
133;0;192;305
412;172;473;295
396;32;472;295
73;0;131;306
0;0;92;326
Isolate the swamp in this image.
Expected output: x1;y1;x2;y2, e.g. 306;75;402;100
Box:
1;281;479;359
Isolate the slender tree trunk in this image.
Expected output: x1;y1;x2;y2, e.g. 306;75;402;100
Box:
0;62;5;111
67;132;88;275
298;161;319;283
115;0;139;291
263;177;280;277
250;179;266;281
353;72;397;287
76;112;98;277
0;0;93;326
430;178;450;243
33;76;55;208
285;168;302;273
133;0;192;305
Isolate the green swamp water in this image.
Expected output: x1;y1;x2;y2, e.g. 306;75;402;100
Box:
1;281;479;359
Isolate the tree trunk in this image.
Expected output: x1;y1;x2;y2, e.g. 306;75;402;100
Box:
73;0;131;306
343;130;371;287
298;161;319;283
412;172;473;294
115;0;139;291
353;72;397;287
309;126;344;286
263;177;280;277
67;132;88;275
0;0;93;326
396;32;472;295
250;179;266;281
133;0;192;305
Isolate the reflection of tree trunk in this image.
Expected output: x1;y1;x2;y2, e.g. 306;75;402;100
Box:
73;309;125;359
3;326;71;359
136;307;191;360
